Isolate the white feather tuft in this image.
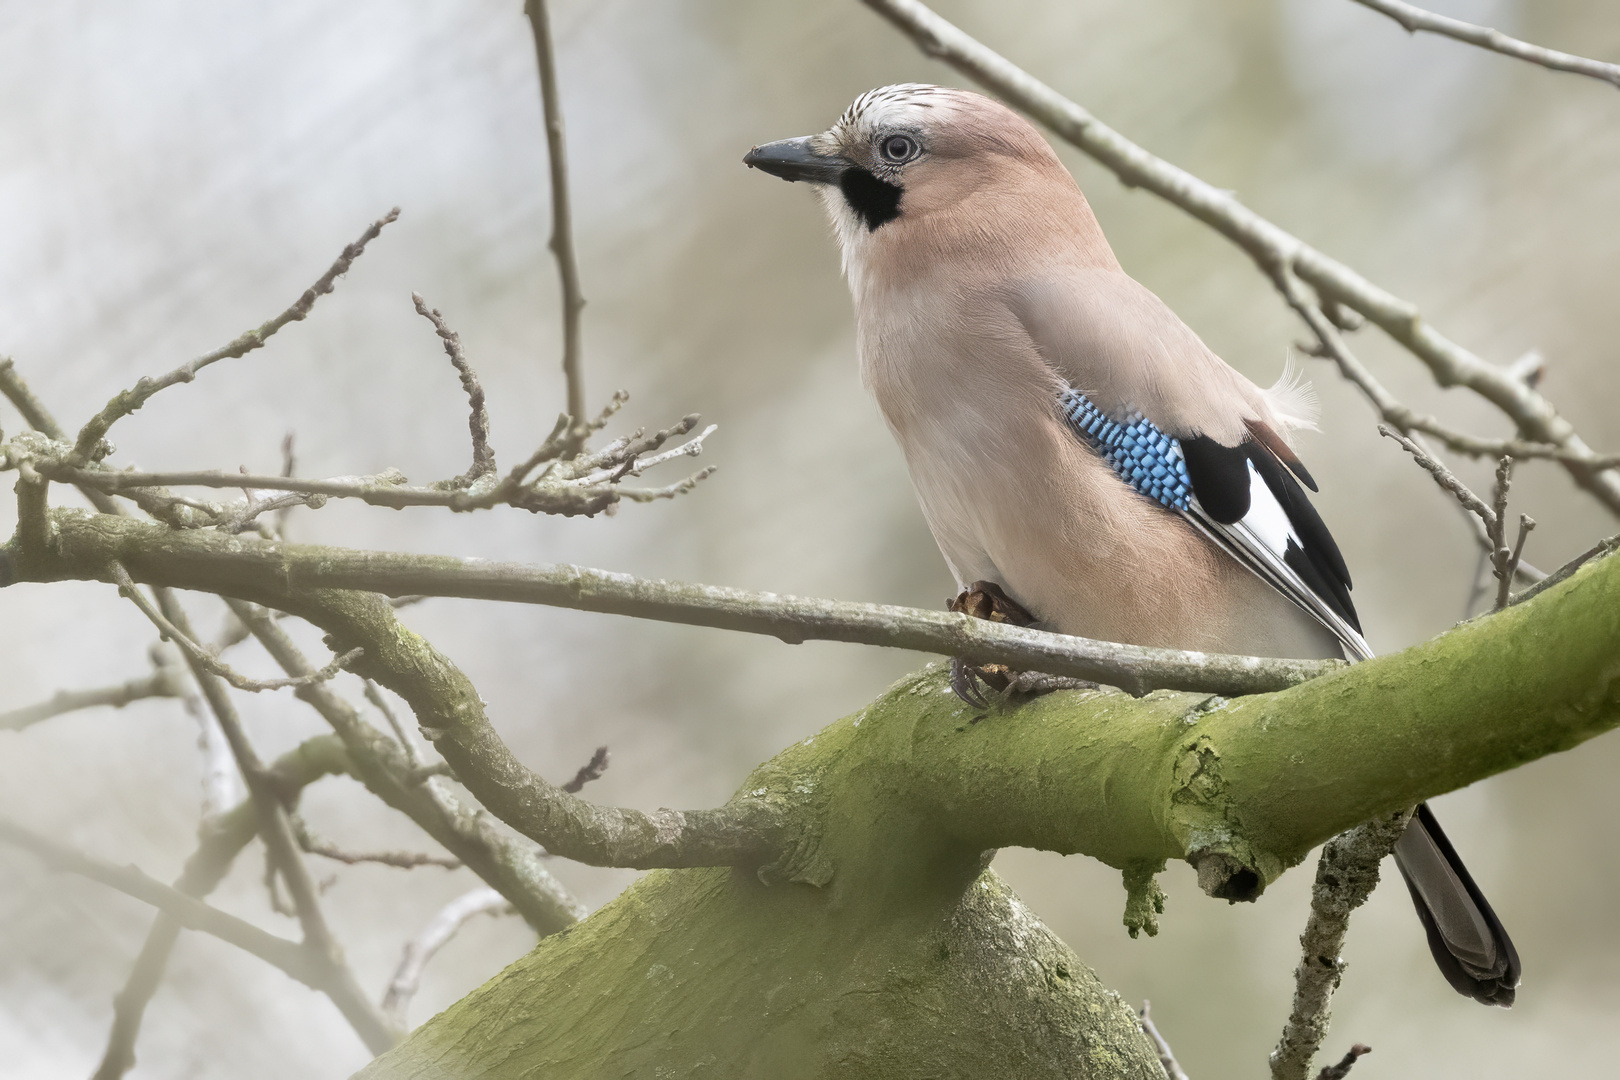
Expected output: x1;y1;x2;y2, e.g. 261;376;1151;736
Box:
1264;352;1320;432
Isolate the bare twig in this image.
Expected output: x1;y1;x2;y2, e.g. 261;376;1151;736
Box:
561;746;609;793
1379;425;1497;529
523;0;587;444
110;561;361;693
1379;430;1541;610
1350;0;1620;89
1270;811;1410;1080
364;679;424;767
1508;533;1620;607
0;650;185;732
275;432;298;539
189;690;243;824
412;293;496;488
859;0;1620;516
262;848;297;918
71;210;399;464
1490;455;1514;548
1314;1043;1372;1080
1379;426;1544;594
382;887;516;1028
92;734;350;1080
0;816;320;985
1402;415;1619;469
1139;1001;1192;1080
294;817;461;870
36;411;715;519
405;761;457;786
1505;348;1546;388
1498;514;1536;610
0;358;130;515
224;599;586;934
153;591;398;1054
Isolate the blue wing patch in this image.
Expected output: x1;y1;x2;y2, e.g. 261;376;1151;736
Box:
1059;388;1192;510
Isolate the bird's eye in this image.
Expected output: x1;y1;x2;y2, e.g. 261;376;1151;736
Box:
879;135;918;164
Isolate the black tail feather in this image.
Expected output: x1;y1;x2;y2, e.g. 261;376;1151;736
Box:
1393;803;1520;1007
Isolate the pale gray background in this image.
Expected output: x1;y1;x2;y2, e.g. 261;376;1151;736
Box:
2;1;1617;1077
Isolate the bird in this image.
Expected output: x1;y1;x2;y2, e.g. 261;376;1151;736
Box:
743;83;1519;1006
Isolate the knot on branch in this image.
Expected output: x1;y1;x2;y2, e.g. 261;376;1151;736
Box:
1121;860;1167;938
1172;733;1269;901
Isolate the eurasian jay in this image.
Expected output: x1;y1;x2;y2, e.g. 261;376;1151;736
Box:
744;83;1519;1006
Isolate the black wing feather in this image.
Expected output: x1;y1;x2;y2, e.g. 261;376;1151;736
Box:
1181;434;1360;634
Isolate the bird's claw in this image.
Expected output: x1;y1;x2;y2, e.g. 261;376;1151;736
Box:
950;656;992;709
948;582;1036;708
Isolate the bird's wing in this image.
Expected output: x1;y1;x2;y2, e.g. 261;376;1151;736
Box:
1010;267;1317;445
1057;385;1371;663
1014;265;1368;660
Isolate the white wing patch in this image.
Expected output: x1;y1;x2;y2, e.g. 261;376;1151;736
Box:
1182;463;1374;663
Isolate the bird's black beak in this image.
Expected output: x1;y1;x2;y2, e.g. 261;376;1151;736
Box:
742;137;849;184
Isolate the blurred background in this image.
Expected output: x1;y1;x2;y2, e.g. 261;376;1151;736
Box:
1;0;1617;1076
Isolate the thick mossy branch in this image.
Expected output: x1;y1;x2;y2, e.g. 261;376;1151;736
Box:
8;511;1620;1077
356;546;1619;1077
765;534;1620;896
359;866;1166;1080
4;510;1620;899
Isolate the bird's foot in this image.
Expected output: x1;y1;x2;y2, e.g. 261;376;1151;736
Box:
947;582;1046;708
949;657;1014;709
1005;671;1100;696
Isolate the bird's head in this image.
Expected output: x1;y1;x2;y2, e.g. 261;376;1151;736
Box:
744;84;1091;282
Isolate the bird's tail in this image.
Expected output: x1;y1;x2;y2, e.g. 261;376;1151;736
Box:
1392;803;1520;1006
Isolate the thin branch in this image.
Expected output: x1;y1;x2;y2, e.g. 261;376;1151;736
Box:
71;210;399;464
858;0;1620;517
412;293;495;488
0;816;320;986
1491;477;1539;611
382;887;515;1029
1509;533;1620;607
1402;415;1620;469
92;734;350;1080
1378;425;1497;529
188;686;244;823
568;433;716;489
0;652;185;732
1350;0;1620;89
1314;1043;1372;1080
295;817;462;870
36;409;715;519
364;679;424;767
1379;429;1542;609
224;583;785;873
223;599;587;934
405;762;456;786
76;522;1344;697
1490;455;1514;548
561;746;609;793
0;358;123;515
153;591;398;1054
1270;811;1410;1080
523;0;587;444
110;561;360;693
1278;274;1540;583
1138;1001;1192;1080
